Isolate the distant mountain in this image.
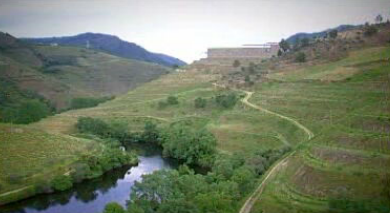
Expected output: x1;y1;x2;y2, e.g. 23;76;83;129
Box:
23;33;186;67
286;25;358;44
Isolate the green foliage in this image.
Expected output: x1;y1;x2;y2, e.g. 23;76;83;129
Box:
233;60;241;68
76;117;111;137
1;100;51;124
158;96;179;109
295;52;306;63
279;39;290;52
194;97;207;108
103;202;125;213
167;96;179;105
128;169;240;213
141;121;160;143
215;93;238;109
69;96;114;110
50;175;73;191
161;125;217;167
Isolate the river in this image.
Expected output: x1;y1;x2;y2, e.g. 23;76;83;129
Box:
1;147;176;213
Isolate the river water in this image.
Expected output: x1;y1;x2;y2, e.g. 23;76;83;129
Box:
1;148;176;213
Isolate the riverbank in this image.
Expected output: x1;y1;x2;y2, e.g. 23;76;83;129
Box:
1;149;174;213
0;134;138;206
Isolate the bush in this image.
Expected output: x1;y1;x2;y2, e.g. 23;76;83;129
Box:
167;96;179;105
233;60;240;68
50;175;73;191
69;96;114;110
161;126;217;167
103;202;125;213
194;97;207;108
215;93;238;108
2;100;50;124
295;52;306;63
76;117;111;137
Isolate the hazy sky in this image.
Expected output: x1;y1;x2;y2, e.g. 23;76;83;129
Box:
1;0;389;62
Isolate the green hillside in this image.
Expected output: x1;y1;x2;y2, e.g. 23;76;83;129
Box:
0;32;172;112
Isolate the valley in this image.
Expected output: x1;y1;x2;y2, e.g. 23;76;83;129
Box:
1;15;390;213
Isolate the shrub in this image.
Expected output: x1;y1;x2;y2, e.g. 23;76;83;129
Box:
233;60;240;68
295;52;306;63
167;96;179;105
2;100;51;124
50;175;73;191
215;93;238;108
76;117;110;137
69;96;114;110
103;202;125;213
194;97;207;108
161;126;217;166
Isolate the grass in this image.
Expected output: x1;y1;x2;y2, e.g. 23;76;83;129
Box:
0;123;101;204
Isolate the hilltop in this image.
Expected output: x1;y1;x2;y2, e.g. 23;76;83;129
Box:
23;33;186;67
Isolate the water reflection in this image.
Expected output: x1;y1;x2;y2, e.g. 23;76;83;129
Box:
1;146;175;213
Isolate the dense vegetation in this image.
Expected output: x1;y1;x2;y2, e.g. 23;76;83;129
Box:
69;96;114;110
214;92;238;108
0;79;53;124
161;125;217;167
123;147;291;213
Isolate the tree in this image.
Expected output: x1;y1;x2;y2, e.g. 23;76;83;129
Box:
8;100;50;124
232;60;240;68
215;93;238;109
295;52;306;63
279;39;290;52
328;29;338;39
194;97;207;108
50;175;73;191
376;14;383;23
161;126;217;166
103;202;125;213
277;49;283;56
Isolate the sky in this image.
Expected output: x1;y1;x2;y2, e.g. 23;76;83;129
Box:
0;0;389;63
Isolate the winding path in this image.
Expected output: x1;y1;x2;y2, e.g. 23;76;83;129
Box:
237;89;314;213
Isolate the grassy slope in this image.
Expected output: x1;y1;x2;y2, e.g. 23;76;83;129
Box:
0;44;171;109
250;46;390;213
0;124;101;204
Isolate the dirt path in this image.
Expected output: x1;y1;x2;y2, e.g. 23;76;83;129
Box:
241;91;314;140
237;89;314;213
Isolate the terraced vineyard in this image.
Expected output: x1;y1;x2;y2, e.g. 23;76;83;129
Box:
249;46;390;213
